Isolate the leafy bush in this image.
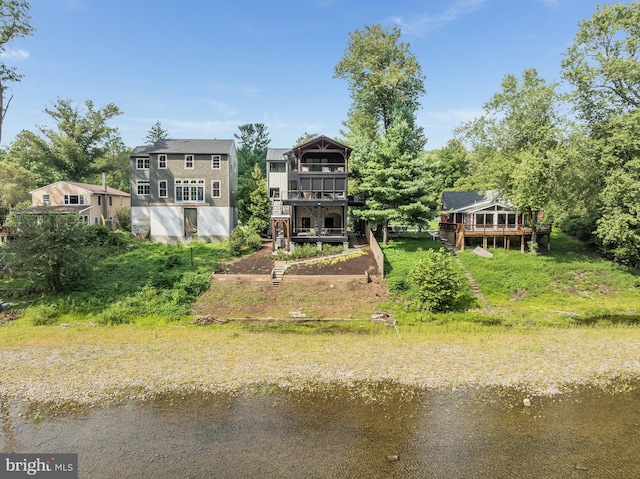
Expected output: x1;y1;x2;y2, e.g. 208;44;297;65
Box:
229;225;262;256
407;249;464;312
114;207;131;231
177;271;211;298
25;304;61;326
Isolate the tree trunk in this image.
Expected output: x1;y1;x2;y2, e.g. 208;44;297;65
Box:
382;219;389;245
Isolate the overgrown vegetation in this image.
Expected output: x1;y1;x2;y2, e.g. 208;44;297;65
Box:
229;225;262;256
381;230;640;327
2;228;228;325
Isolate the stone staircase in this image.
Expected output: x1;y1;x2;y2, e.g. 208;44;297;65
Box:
271;261;287;289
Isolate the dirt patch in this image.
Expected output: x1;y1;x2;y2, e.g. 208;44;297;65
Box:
207;239;386;319
215;240;380;276
194;277;391;320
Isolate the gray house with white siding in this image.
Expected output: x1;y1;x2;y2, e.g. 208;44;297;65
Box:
130;139;238;243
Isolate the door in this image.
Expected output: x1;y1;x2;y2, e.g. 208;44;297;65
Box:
184;208;197;238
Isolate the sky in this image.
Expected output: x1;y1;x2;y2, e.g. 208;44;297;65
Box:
0;0;634;151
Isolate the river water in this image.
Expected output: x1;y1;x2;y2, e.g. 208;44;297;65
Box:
2;384;640;478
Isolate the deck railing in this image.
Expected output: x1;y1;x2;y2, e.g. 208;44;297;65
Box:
285;191;347;201
439;222;552;234
294;228;346;237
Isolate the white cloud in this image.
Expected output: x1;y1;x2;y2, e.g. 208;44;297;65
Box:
0;48;30;61
392;0;487;36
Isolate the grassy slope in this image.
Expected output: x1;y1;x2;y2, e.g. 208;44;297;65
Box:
381;230;640;325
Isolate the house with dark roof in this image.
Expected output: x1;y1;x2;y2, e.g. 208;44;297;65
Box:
25;176;130;229
439;190;551;252
267;136;353;251
130;139;238;243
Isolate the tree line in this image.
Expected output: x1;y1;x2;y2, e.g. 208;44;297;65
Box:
3;1;640;270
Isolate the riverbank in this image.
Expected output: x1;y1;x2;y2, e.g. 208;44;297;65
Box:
2;324;640;410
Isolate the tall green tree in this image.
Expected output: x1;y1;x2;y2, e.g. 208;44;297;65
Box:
235;123;269;178
562;2;640;128
7;212;88;292
19;99;123;183
355;105;435;244
0;0;35;144
93;135;131;192
245;164;271;235
335;24;431;243
334;24;426;137
0;159;35;207
455;68;564;248
561;2;640;265
145;120;169;145
235;123;270;224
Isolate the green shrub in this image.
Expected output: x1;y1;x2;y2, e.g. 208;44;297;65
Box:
229;226;262;256
407;249;464;312
26;304;61;326
178;271;211;297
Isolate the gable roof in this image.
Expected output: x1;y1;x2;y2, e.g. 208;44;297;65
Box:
293;135;351;156
131;139;235;156
30;181;130;197
442;190;514;213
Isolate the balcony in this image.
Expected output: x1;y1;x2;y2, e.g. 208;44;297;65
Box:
439;222;552;235
293;227;346;239
297;162;346;173
284;190;347;201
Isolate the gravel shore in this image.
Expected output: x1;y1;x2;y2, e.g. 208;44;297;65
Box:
2;326;640;408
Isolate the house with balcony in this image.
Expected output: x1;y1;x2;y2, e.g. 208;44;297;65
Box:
438;190;551;252
267;136;352;251
24;176;130;229
130;139;238;243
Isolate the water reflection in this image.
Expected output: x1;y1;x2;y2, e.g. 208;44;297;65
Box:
2;384;640;478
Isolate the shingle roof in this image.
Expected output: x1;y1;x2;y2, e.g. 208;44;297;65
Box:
441;190;513;211
65;182;130;196
131;139;235;156
441;191;487;211
29;181;130;196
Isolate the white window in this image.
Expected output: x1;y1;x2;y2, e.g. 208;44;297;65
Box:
42;194;50;206
211;155;221;169
175;179;205;203
159;180;168;198
64;194;85;205
212;180;221;198
137;180;150;195
136;157;150;169
82;215;89;224
185;154;194;169
158;154;167;169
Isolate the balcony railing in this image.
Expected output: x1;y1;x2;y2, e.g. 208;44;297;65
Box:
297;163;346;173
294;227;346;237
285;191;347;201
439;223;552;234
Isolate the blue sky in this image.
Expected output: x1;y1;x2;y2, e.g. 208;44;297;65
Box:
0;0;631;151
